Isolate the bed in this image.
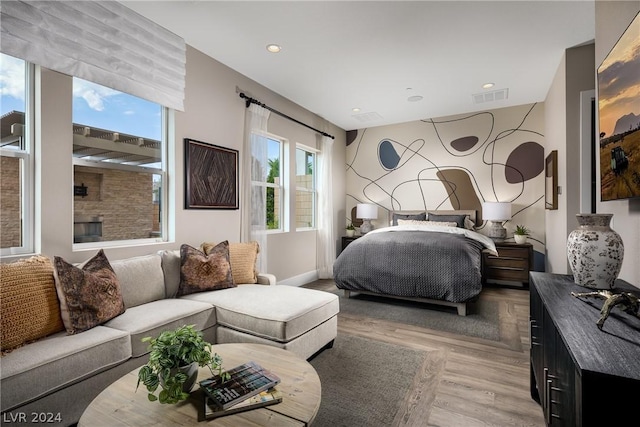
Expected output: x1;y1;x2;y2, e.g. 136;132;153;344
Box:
333;210;497;316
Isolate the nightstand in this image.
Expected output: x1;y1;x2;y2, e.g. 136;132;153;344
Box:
341;236;360;252
482;242;533;286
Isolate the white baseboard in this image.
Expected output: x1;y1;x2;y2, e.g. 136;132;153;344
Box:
277;270;319;287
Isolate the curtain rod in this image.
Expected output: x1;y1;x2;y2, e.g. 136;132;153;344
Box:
239;93;335;140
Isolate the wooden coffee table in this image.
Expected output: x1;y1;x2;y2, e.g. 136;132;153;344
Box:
78;343;321;426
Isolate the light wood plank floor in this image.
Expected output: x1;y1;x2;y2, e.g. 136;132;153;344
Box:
303;280;545;427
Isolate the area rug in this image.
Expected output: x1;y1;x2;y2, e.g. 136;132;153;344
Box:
329;288;500;341
309;334;427;427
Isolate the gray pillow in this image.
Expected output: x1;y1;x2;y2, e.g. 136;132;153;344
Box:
427;213;466;228
392;212;426;226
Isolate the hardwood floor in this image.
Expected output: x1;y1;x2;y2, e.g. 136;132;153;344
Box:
304;280;545;427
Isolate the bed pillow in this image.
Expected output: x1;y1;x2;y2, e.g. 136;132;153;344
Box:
427;213;467;228
398;219;458;227
201;241;259;284
1;255;65;352
53;250;125;334
392;212;426;226
178;243;235;296
464;216;476;230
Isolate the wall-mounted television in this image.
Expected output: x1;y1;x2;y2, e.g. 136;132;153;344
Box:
597;11;640;201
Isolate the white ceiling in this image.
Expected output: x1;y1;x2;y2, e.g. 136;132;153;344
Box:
122;1;595;131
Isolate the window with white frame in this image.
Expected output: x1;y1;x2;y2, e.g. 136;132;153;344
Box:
263;136;283;231
0;53;33;255
295;146;316;229
71;77;167;245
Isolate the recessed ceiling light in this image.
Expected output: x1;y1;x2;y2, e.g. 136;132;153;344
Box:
352;107;361;112
266;44;281;53
407;95;423;102
482;82;495;89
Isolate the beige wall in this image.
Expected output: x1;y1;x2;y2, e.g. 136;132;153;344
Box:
595;1;640;287
544;44;596;273
8;46;346;286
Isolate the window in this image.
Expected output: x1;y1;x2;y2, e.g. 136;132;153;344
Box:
72;77;167;245
1;53;33;255
264;137;283;231
295;146;316;229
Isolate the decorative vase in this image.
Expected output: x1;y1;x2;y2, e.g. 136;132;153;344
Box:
514;234;528;244
346;229;355;237
566;213;624;290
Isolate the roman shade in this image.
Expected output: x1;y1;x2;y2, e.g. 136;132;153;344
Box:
0;0;185;111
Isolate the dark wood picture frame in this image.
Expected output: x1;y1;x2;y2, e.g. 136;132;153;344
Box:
184;138;239;209
545;150;558;210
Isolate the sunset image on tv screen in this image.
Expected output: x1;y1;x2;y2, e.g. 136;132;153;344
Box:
598;12;640;201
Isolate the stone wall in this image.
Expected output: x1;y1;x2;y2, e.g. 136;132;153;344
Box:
1;156;21;248
74;166;155;241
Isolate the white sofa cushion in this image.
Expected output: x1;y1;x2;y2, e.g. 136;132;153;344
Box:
104;299;215;357
111;253;165;308
181;285;339;343
0;326;131;412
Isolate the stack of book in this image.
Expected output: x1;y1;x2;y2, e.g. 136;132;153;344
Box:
198;361;282;420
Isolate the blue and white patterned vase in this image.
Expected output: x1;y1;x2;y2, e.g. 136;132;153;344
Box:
567;213;624;289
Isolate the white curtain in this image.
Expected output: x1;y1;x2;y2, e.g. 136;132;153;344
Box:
241;104;270;272
0;1;185;110
316;135;335;279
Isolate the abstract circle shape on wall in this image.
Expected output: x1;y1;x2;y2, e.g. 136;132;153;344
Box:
450;136;479;152
346;130;358;146
379;139;401;170
505;142;544;183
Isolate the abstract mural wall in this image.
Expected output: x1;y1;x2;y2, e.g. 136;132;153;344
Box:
345;103;546;255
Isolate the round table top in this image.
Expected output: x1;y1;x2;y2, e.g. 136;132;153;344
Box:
78;343;321;426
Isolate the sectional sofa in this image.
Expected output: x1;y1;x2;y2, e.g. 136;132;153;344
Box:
0;248;339;427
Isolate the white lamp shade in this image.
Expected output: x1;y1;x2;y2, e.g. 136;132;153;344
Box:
482;202;512;221
356;203;378;220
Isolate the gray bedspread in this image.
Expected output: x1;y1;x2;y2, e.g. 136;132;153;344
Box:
333;229;485;303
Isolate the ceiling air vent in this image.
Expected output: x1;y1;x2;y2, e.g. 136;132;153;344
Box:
352;112;384;123
472;88;509;104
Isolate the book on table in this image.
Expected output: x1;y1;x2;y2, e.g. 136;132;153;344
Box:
199;361;281;410
201;387;283;420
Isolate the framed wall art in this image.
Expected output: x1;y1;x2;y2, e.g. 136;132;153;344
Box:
184;138;239;209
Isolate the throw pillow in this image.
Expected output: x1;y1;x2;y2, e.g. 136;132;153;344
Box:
53;250;125;334
391;212;426;226
397;219;458;227
1;255;65;353
201;241;259;284
178;243;235;296
427;213;467;228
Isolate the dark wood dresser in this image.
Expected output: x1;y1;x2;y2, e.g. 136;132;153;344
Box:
529;272;640;426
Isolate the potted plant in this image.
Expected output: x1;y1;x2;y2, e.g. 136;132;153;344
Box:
136;324;226;404
346;222;356;237
514;225;530;244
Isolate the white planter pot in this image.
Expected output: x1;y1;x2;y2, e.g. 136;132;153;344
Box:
567;213;624;289
514;234;528;244
346;229;355;237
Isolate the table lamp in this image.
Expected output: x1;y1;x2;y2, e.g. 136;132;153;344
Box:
356;203;378;234
482;202;511;241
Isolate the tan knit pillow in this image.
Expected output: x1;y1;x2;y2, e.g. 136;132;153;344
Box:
1;256;65;353
201;241;259;284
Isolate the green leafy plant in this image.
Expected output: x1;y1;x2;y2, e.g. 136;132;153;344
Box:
136;325;227;404
346;222;355;231
514;225;530;236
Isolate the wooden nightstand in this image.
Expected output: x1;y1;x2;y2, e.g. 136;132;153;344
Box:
341;236;360;252
482;242;533;286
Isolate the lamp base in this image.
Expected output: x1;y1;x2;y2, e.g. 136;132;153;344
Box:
487;221;507;241
360;219;373;234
